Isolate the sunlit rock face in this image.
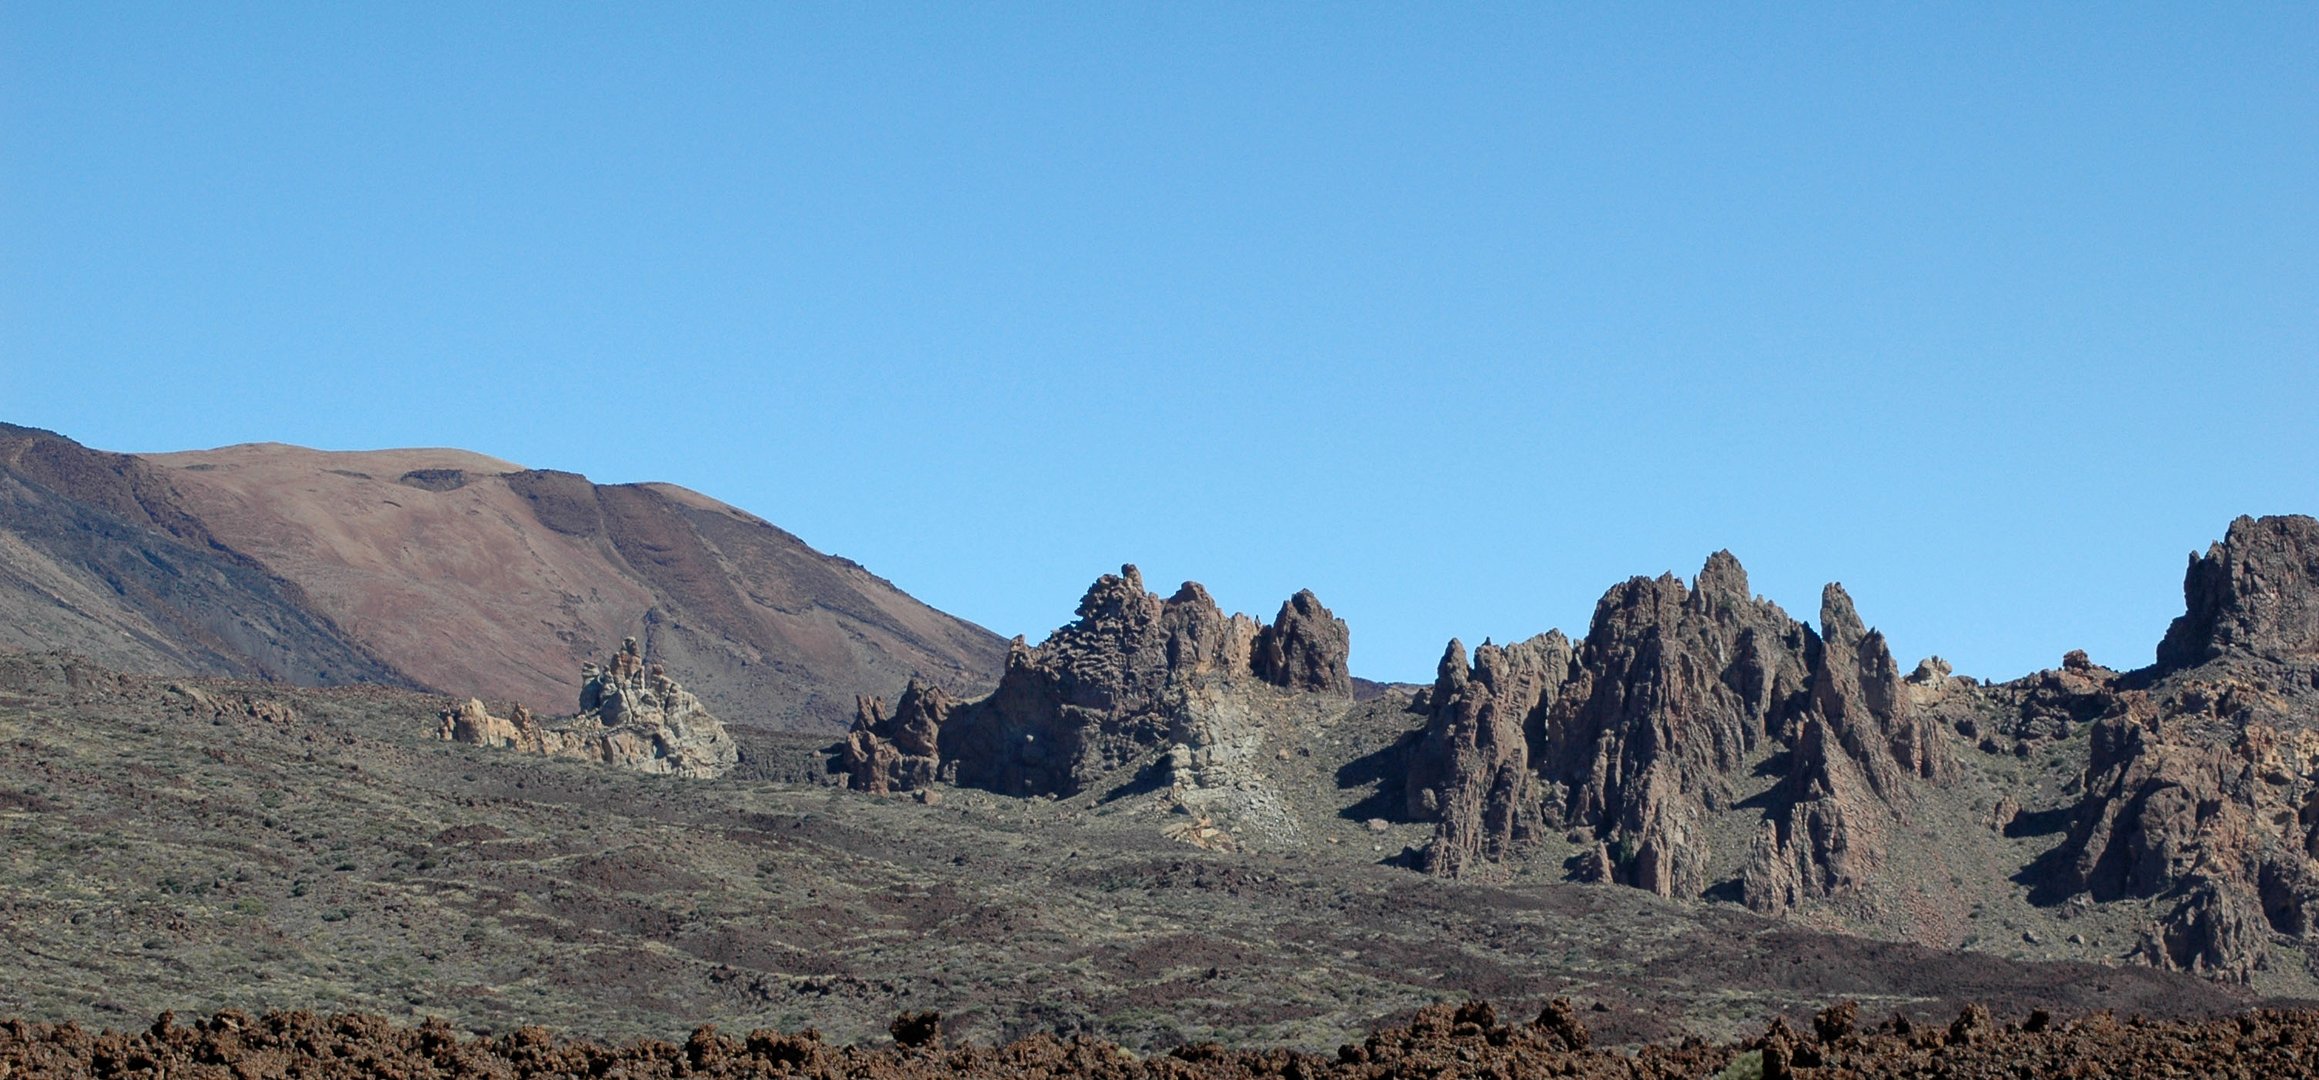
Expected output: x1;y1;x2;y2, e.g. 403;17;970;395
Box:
439;637;738;779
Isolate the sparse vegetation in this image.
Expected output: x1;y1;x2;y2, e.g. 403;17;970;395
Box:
0;650;2271;1054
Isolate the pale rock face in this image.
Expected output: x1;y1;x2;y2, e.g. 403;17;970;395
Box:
436;637;737;779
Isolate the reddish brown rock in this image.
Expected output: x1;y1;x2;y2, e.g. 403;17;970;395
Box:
1404;634;1571;878
1810;583;1952;796
2033;515;2319;982
842;679;956;793
18;1002;2319;1080
1251;589;1353;696
2158;514;2319;669
1401;551;1954;910
1539;553;1820;897
1741;714;1886;912
873;566;1351;797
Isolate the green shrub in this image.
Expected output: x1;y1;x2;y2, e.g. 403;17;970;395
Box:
1716;1049;1764;1080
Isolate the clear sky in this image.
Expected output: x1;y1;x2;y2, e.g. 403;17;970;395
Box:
4;5;2314;683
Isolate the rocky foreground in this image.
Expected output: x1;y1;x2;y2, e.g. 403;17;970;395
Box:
6;1000;2318;1079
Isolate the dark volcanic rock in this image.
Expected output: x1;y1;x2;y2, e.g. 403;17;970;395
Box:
2158;515;2319;670
1541;553;1822;898
2047;688;2319;983
1405;635;1571;878
843;679;957;793
1401;550;1954;911
2033;514;2319;982
936;567;1251;796
1740;584;1959;910
854;566;1352;797
1742;712;1886;913
1809;583;1952;797
18;1001;2319;1080
1251;589;1353;696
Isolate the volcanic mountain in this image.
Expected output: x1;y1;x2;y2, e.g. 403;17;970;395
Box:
0;423;1005;729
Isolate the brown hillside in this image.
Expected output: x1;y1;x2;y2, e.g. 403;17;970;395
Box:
0;424;412;687
143;442;1006;729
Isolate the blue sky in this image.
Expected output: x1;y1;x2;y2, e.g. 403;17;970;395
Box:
4;4;2314;682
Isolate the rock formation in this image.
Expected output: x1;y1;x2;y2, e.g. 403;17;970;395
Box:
1537;554;1824;898
437;638;738;779
841;679;956;794
1402;634;1571;878
842;566;1352;799
1397;551;1954;911
2029;515;2319;982
820;515;2319;986
2157;515;2319;669
1252;590;1355;695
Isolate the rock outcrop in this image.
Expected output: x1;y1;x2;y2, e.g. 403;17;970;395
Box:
1403;634;1571;878
1400;551;1954;910
1538;554;1823;898
841;679;956;793
1251;590;1354;695
2031;515;2319;982
843;567;1353;799
437;638;738;779
2158;515;2319;670
933;568;1257;797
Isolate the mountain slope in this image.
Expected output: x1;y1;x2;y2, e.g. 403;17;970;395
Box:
0;424;1007;730
0;423;413;687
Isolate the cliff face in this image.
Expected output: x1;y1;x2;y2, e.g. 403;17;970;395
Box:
841;565;1353;800
1402;634;1570;879
0;424;1009;731
1540;555;1822;898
